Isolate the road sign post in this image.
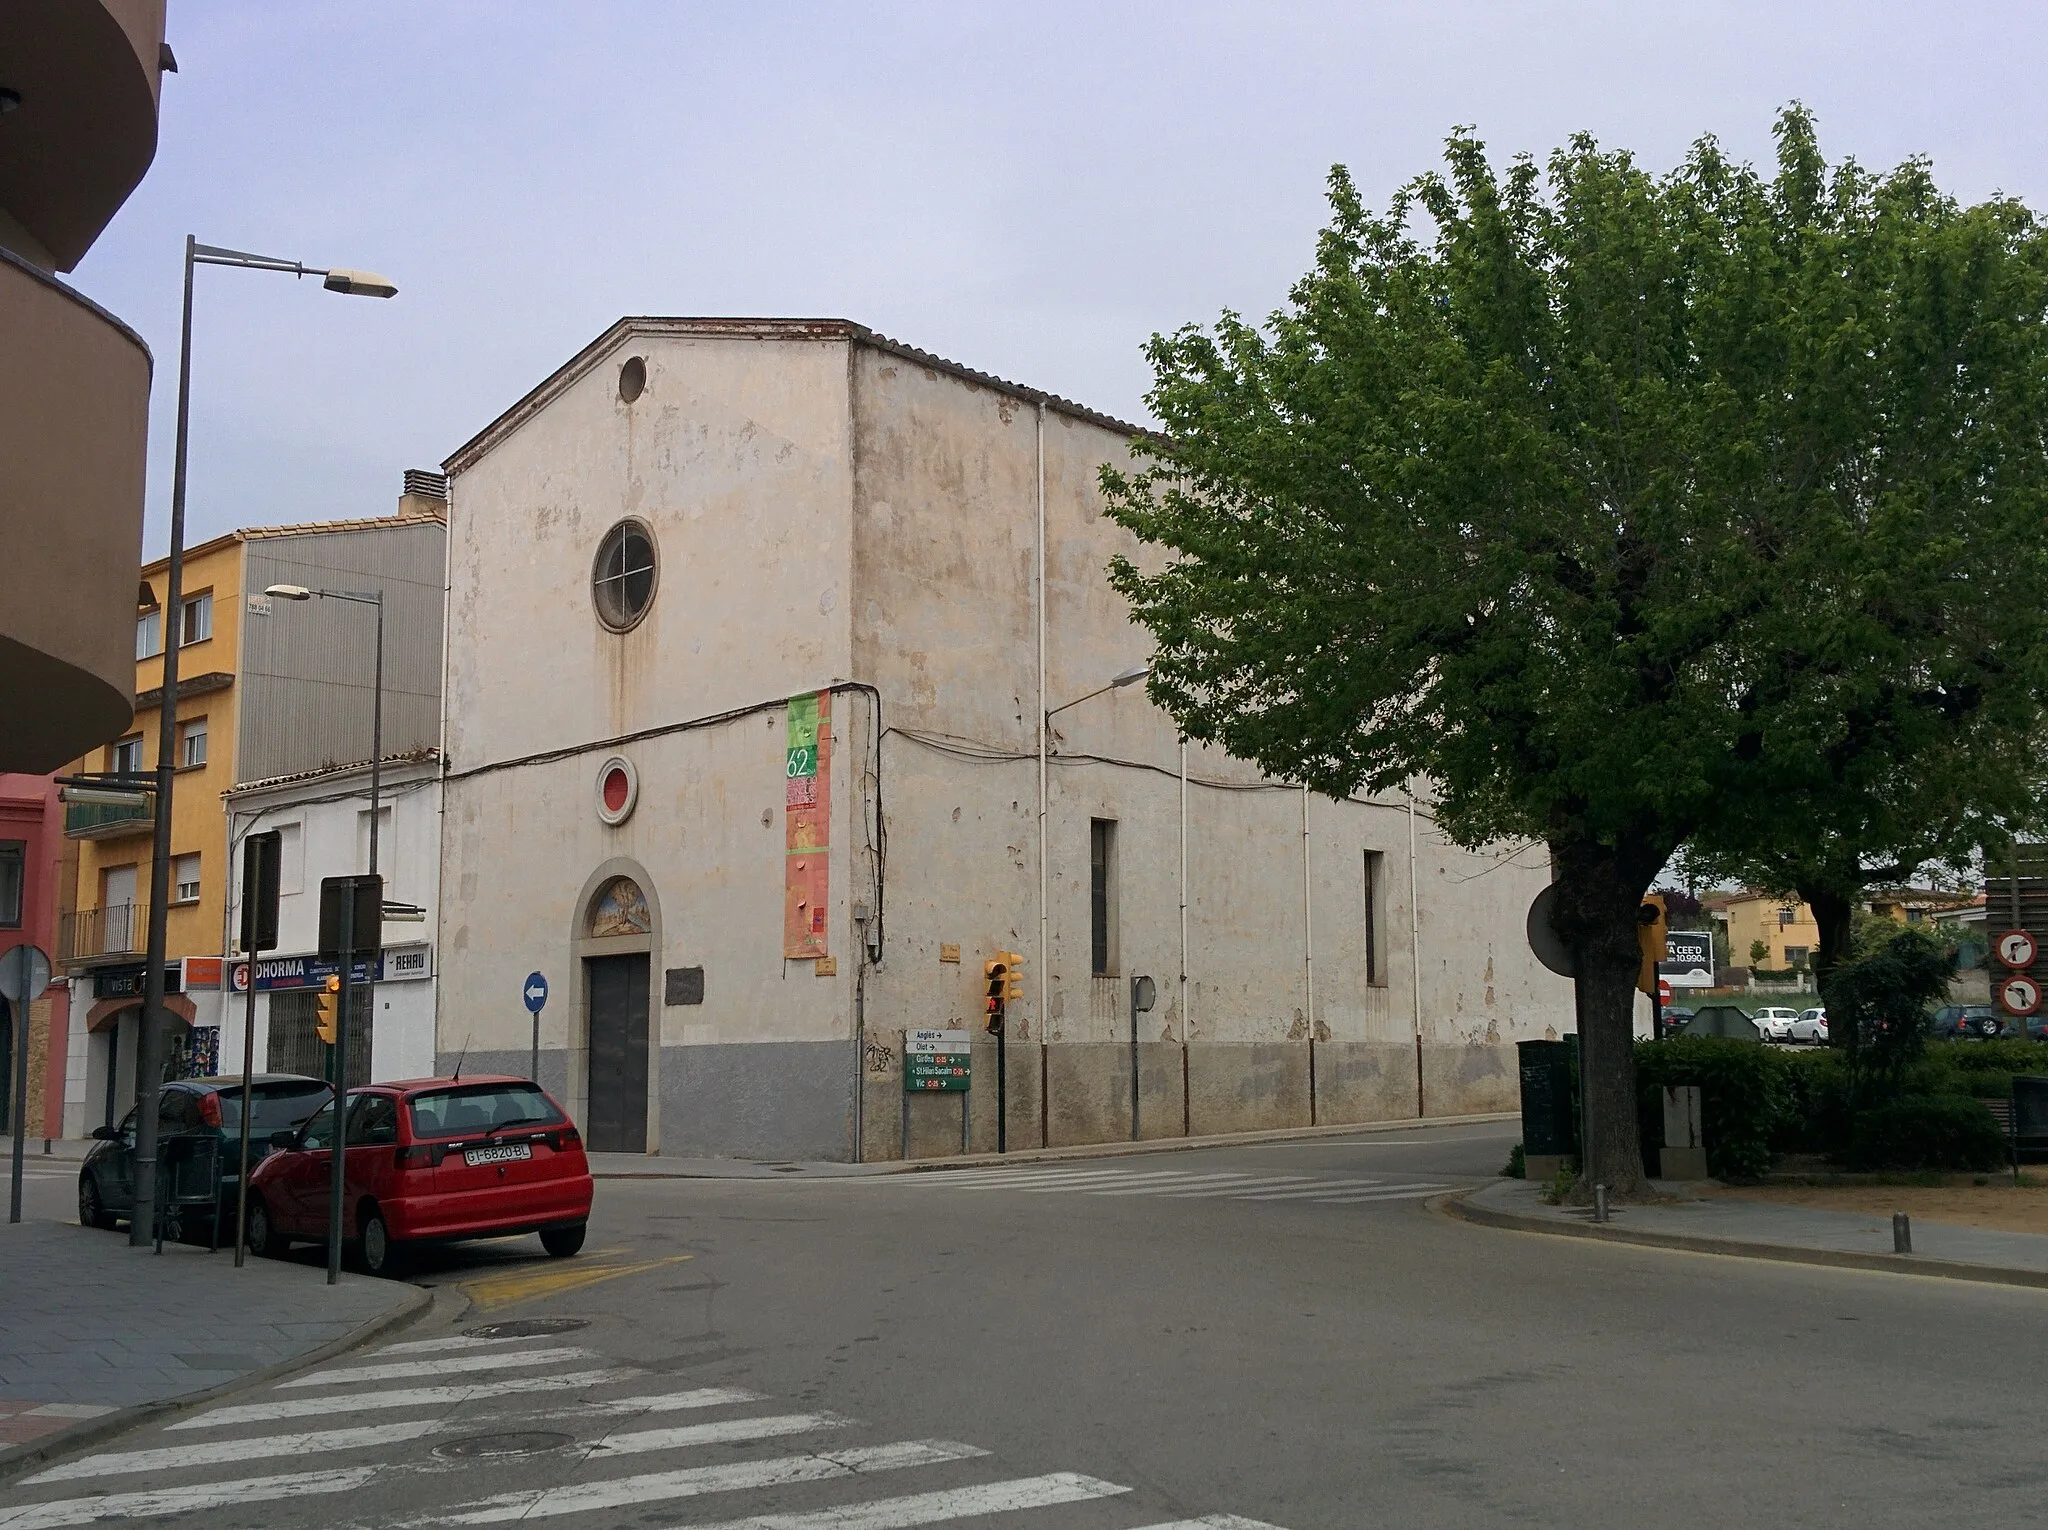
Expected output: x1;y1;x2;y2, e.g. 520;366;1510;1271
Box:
233;831;281;1267
1996;929;2037;970
524;972;549;1084
0;945;54;1225
316;874;378;1287
905;1028;972;1160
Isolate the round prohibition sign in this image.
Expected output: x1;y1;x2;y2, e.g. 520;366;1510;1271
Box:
1996;929;2037;969
1999;972;2042;1017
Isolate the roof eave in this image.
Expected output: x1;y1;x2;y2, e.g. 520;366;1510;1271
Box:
440;317;1155;478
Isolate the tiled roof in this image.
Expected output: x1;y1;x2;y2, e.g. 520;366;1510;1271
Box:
225;747;439;797
141;509;445;576
237;507;446;540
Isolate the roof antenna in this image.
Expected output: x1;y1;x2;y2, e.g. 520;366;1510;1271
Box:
452;1033;470;1081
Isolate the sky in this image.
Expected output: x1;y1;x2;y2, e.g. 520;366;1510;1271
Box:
74;1;2048;555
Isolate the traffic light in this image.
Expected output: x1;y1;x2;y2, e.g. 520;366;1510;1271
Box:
1001;951;1024;1003
983;956;1007;1034
314;974;341;1045
1637;893;1668;995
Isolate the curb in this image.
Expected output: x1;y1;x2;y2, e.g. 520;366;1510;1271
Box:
1437;1186;2048;1292
0;1279;437;1485
590;1112;1519;1180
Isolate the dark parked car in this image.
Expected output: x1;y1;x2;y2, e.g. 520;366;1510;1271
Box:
2000;1015;2048;1041
79;1075;332;1235
1929;1004;2001;1041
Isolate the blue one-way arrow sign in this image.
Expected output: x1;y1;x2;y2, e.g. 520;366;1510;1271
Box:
523;971;549;1013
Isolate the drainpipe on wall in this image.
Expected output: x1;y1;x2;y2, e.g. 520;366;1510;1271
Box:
1302;784;1315;1125
1034;402;1048;1155
1179;737;1189;1137
1408;786;1424;1117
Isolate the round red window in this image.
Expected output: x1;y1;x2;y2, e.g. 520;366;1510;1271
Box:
594;755;638;825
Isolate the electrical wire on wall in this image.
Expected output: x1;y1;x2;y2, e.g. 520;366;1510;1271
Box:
885;724;1439;820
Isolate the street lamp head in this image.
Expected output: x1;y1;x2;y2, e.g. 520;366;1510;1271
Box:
321;268;397;299
1111;663;1152;689
264;584;313;600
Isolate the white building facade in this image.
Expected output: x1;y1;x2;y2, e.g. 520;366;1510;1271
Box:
221;756;441;1085
437;319;1571;1161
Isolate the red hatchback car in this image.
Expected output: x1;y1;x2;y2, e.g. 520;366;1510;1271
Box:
244;1075;593;1277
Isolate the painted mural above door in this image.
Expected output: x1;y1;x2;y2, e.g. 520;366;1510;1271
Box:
588;876;652;938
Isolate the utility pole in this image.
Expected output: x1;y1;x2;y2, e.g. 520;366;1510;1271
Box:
130;235;199;1248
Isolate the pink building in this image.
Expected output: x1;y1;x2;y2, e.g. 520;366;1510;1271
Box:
0;773;72;1141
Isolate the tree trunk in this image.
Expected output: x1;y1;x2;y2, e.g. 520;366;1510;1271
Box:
1548;834;1663;1201
1801;882;1857;1055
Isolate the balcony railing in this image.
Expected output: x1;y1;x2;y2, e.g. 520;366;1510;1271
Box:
63;798;154;839
60;903;149;965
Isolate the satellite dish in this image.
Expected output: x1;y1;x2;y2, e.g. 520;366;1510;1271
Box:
1527;885;1577;978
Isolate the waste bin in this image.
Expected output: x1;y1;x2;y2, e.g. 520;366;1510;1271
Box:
2014;1076;2048;1161
1517;1038;1578;1181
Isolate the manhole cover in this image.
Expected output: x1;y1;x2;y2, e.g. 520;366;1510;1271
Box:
434;1431;574;1460
464;1317;590;1339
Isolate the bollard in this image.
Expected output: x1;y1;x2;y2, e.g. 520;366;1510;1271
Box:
1593;1183;1609;1224
1892;1211;1912;1254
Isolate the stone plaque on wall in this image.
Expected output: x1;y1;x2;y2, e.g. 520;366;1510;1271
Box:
664;966;705;1006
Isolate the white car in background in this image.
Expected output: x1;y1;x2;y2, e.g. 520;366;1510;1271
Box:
1753;1006;1801;1041
1788;1007;1829;1044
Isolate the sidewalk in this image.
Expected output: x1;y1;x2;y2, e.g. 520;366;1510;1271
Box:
1446;1177;2048;1289
0;1220;427;1478
586;1112;1517;1180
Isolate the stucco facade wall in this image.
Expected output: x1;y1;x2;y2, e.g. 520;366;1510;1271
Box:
440;331;863;1154
443;332;856;772
223;759;442;1085
438;321;1570;1162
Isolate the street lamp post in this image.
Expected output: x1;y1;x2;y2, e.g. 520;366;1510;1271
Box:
129;240;394;1249
265;584;383;1287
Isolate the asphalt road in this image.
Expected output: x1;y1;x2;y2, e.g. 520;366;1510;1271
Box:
8;1120;2048;1529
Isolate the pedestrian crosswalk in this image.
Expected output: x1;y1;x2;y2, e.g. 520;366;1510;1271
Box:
0;1328;1295;1530
899;1163;1455;1204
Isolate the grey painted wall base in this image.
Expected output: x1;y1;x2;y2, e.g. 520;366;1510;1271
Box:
444;1037;1522;1163
658;1041;853;1161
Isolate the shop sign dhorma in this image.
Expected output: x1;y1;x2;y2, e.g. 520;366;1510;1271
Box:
231;943;433;992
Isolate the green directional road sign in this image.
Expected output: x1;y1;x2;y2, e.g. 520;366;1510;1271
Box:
906;1028;971;1092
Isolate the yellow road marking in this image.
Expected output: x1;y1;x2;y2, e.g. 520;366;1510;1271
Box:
458;1252;693;1313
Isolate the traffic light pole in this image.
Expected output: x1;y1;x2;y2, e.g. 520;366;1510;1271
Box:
232;958;259;1267
326;894;352;1286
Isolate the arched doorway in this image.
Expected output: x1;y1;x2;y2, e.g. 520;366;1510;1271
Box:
581;874;651;1153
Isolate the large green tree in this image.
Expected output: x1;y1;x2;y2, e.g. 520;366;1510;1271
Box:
1104;109;2048;1195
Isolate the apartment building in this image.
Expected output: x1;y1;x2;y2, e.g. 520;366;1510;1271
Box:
59;481;445;1131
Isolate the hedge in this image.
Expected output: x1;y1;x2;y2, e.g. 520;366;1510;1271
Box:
1846;1096;2009;1172
1634;1037;2044;1177
1634;1038;1791;1180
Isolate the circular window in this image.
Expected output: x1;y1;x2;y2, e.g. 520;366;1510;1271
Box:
595;754;638;825
618;356;646;403
592;520;657;631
